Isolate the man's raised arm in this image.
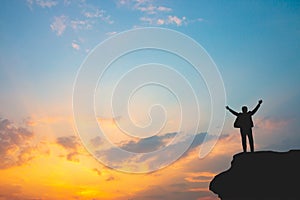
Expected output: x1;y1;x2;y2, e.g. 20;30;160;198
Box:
251;100;263;115
226;106;239;116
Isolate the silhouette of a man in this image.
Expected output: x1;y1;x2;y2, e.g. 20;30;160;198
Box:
226;100;263;152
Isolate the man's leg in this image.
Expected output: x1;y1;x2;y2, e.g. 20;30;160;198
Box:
240;129;247;152
248;129;254;152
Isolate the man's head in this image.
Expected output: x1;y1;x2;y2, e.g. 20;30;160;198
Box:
242;106;248;113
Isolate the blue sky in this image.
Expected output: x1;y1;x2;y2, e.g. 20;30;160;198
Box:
0;0;300;199
1;1;299;119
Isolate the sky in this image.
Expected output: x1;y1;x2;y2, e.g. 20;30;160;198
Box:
1;0;300;199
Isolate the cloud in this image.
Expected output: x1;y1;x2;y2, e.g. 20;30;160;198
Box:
83;7;114;24
57;135;79;149
167;15;186;26
81;3;114;24
71;41;80;50
140;16;155;24
116;0;131;7
0;118;35;169
70;19;92;30
92;168;102;176
157;6;172;12
50;15;67;36
121;132;177;153
123;135;237;200
92;167;116;182
120;0;172;14
95;132;208;171
118;133;238;200
81;5;114;24
35;0;58;8
252;116;300;151
185;172;215;183
117;0;178;28
56;135;81;161
156;18;165;25
47;3;114;37
255;117;289;131
106;175;115;181
89;136;103;148
27;0;58;9
135;4;156;14
116;0;203;27
96;132;177;164
24;117;38;127
140;15;188;26
84;9;105;18
137;133;209;170
95;133;176;168
135;4;172;14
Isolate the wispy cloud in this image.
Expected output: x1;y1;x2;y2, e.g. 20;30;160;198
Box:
185;172;215;183
50;15;67;36
135;4;171;14
116;0;204;28
167;15;186;26
70;19;92;30
118;0;172;14
140;16;155;24
255;117;290;131
27;0;58;9
82;7;114;24
151;15;187;26
157;6;172;12
84;9;105;18
36;0;58;8
71;41;80;50
153;16;204;27
37;2;114;37
116;0;201;27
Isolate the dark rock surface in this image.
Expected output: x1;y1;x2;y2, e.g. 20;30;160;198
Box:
209;150;300;200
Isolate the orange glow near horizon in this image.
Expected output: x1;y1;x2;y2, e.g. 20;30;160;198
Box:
1;113;286;200
0;125;222;200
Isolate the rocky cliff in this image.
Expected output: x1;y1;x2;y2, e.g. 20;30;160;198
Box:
209;150;300;200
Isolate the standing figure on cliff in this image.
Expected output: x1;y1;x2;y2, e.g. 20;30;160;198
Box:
226;100;263;152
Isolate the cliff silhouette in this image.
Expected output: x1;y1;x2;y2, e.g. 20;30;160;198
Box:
210;150;300;200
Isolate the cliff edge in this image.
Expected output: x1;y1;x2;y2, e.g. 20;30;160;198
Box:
209;150;300;200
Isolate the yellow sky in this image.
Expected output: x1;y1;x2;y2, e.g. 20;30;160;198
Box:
0;113;291;200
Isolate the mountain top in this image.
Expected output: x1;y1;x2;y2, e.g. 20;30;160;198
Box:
209;150;300;200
